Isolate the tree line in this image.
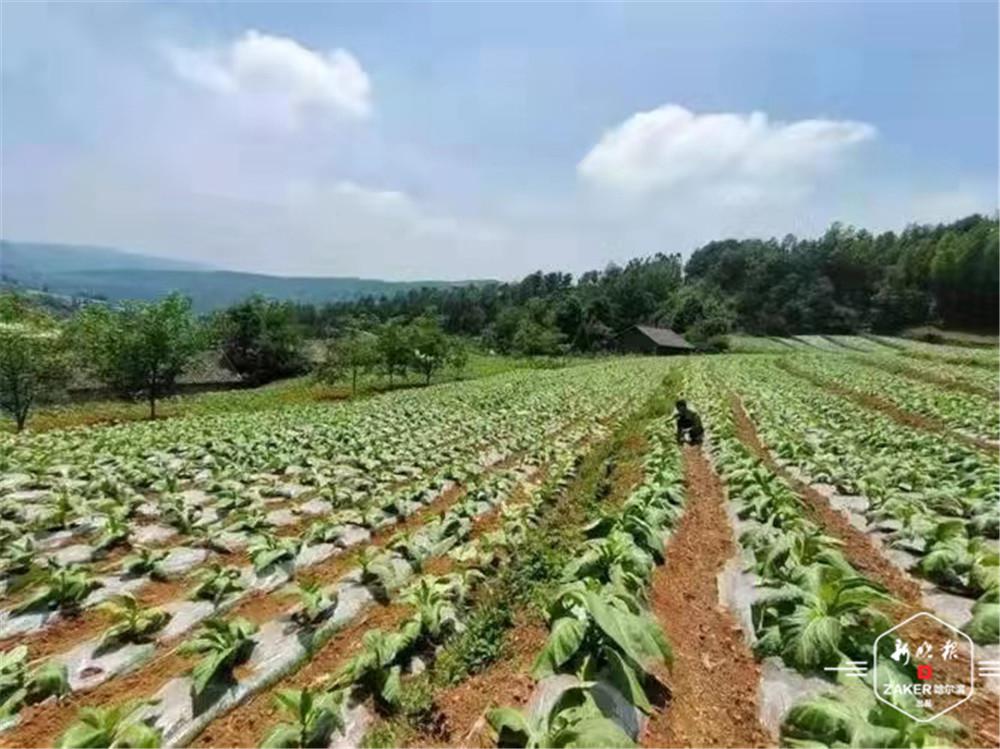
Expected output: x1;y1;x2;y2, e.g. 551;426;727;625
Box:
0;294;467;431
289;213;999;350
2;213;995;430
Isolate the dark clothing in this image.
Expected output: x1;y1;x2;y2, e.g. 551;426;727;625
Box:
675;408;704;445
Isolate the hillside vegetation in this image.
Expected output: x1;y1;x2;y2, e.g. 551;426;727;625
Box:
0;242;484;312
295;214;999;349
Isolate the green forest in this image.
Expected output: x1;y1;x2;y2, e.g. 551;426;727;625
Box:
2;213;997;432
292;213;999;352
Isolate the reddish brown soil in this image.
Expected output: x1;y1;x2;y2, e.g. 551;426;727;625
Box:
730;395;923;604
641;446;772;748
776;360;996;453
852;356;998;401
190;473;546;747
0;478;473;746
730;395;1000;748
1;578;188;664
412;615;548;748
192;601;413;748
1;648;195;748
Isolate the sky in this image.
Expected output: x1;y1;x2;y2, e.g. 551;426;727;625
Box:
1;1;997;280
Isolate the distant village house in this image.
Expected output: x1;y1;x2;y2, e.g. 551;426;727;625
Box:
616;325;694;355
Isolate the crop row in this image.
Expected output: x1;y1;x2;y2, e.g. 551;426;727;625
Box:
684;365;963;746
825;335;899;353
702;357;998;643
784;354;998;439
0;360;672;746
1;413;592;745
870;337;998;368
176;402;604;749
0;363;668;627
0;361;669;502
485;407;685;747
855;353;999;397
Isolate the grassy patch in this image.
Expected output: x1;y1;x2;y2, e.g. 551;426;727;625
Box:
7;352;586;433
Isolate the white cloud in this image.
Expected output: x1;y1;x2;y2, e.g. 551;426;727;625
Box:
288;179;505;246
1;148;513;278
578;104;876;202
164;30;371;128
2;3;990;283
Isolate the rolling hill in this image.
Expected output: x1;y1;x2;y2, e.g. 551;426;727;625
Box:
0;241;488;311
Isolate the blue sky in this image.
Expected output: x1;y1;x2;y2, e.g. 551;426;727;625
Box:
2;1;996;279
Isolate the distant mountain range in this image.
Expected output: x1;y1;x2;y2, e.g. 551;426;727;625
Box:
0;241;489;311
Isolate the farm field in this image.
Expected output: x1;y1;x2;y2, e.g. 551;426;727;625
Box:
0;346;997;749
3;352;572;435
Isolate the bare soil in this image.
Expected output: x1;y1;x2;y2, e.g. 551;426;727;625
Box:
411;615;548;748
730;395;923;604
852;355;998;401
641;445;772;748
776;360;996;453
730;395;1000;748
192;599;413;748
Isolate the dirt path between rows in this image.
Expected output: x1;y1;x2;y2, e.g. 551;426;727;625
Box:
412;615;548;748
0;480;475;749
729;395;923;604
641;445;772;748
851;356;998;401
404;405;669;748
730;395;1000;748
776;361;996;453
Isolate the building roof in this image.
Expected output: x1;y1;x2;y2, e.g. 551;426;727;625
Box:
633;324;694;350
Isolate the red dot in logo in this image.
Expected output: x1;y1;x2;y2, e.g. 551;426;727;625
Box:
916;664;933;681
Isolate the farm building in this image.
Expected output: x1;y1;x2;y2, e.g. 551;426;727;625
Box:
616;324;695;355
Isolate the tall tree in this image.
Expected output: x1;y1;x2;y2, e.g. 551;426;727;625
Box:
0;294;68;431
318;329;379;395
73;293;204;419
408;315;450;385
216;296;307;385
376;320;410;385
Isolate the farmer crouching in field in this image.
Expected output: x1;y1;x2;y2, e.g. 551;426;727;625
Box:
674;399;704;445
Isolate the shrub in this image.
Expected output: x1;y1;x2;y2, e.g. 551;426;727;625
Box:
215;296;307;385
